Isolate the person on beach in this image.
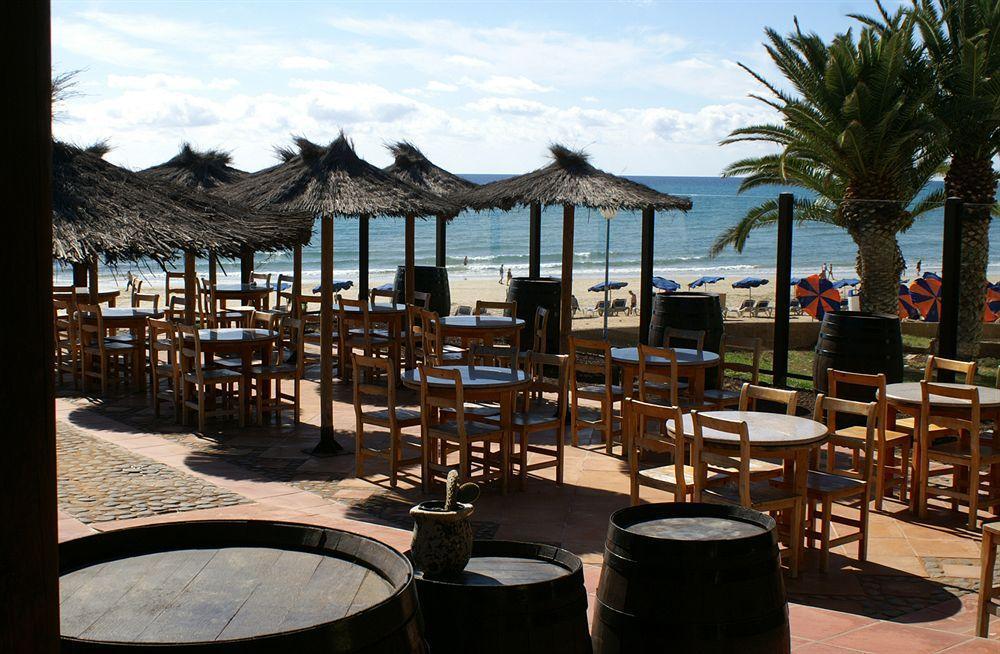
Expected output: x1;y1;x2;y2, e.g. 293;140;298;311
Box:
829;264;835;280
463;256;468;266
628;290;637;315
499;264;504;284
506;269;512;285
916;259;922;275
820;263;828;280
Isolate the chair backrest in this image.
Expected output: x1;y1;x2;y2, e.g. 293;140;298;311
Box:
165;296;187;322
420;309;445;365
814;393;878;482
197;277;216;324
826;369;890;433
353;353;399;418
419;365;467;429
165;271;185;303
275;273;295;309
53;298;76;345
407;305;427;364
131;292;160;311
925;356;976;383
369;288;396;305
718;335;762;386
664;327;705;354
470;344;518;371
175;323;205;381
637;343;679;405
250;310;280;331
530;306;550;353
611;298;627;309
338;298;378;347
147;318;177;370
756;300;770;309
250;271;272;288
525;352;569;418
277;316;305;376
568;337;613;392
738;383;798;415
739;299;754;310
691;410;752;505
627;398;687;496
412;291;431;309
475;300;516;317
76;303;104;350
921;380;981;437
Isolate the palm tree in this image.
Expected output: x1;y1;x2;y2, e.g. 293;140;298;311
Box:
719;17;943;314
858;0;1000;356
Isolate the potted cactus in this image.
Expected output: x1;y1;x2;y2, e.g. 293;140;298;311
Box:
410;471;480;576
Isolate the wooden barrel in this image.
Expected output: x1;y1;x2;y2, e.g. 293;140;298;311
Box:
414;540;591;654
813;310;904;395
592;503;788;654
393;265;451;316
59;521;425;653
648;292;724;389
506;277;562;353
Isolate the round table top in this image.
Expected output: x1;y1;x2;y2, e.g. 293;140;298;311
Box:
439;315;525;330
98;308;163;320
611;346;720;367
402;365;528;389
213;283;272;294
338;302;407;314
671;410;828;449
195;328;277;344
884;382;1000;408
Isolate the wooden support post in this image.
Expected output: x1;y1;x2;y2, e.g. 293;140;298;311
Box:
72;260;88;287
435;214;446;268
2;1;60;649
183;251;197;325
559;204;575;353
88;254;99;304
772;193;794;388
939;197;963;382
639;206;654;345
208;251;218;289
529;202;542;279
240;248;253;284
358;213;370;301
314;213;343;455
405;214;416;306
292;242;303;317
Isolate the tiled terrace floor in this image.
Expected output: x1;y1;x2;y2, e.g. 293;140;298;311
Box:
54;376;1000;652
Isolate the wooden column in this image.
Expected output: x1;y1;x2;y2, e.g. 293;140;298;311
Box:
315;213;343;454
208;251;218;289
2;1;59;650
183;251;197;325
772;193;794;388
529;202;542;279
559;204;575;353
240;248;253;283
292;242;303;317
358;214;370;301
72;261;88;287
435;215;446;268
88;254;99;304
405;214;416;305
938;197;963;381
639;206;654;345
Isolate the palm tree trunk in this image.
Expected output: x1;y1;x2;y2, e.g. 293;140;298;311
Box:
850;222;905;315
944;154;996;358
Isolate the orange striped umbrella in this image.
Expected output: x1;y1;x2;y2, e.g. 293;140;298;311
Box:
795;274;842;320
984;282;1000;323
898;284;919;320
909;276;942;322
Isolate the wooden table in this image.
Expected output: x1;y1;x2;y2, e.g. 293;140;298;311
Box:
337;302;408;372
611;346;720;403
55;287;119;306
884;382;1000;513
402;365;530;491
100;307;163;332
670;410;828;546
194;328;277;420
213;283;273;309
439;315;525;350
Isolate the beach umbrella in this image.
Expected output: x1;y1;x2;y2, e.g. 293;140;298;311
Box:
688;275;724;288
458;144;691;350
795;274;842;320
312;280;354;294
909;275;942;322
983;282;1000;322
790;277;803;286
588;280;628;292
922;271;942;281
652;277;681;292
832;278;860;289
898;284;919;320
732;276;769;298
375;282;394;292
222;133;455;456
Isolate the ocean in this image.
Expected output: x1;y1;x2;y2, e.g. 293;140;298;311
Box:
56;175;1000;287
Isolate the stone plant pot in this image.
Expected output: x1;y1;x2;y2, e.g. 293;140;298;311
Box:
410;500;474;576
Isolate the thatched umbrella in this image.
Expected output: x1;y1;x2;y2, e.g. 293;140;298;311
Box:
222;132;456;454
53;141;301;321
383;141;476;270
460;145;692;349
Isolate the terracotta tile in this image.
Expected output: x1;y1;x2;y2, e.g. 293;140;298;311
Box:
789;605;874;641
794;643;867;653
826;622;968;653
909;538;982;558
939;639;1000;652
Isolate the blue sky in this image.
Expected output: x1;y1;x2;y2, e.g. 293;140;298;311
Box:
51;0;899;176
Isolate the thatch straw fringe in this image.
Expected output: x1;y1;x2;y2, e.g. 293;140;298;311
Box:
459;144;693;213
141;143;248;191
383;141;476;197
222;132;457;218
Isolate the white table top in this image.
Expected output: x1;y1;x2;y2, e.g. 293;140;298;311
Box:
884;382;1000;408
670;410;828;449
611;347;720;367
401;365;528;389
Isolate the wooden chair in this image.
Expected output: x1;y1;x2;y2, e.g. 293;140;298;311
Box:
710;383;795;481
421;309;466;365
131;292;159;311
918;381;1000;527
338;298;392;381
176;323;244;432
353;353;422;487
474;300;516;317
248;316;304;425
407;305;429;366
976;521;1000;637
827;369;910;511
200;278;247;328
249;271;272;309
703;335;762;409
296;294;326;369
502;352;569;487
517;306;550;369
693;411;804;577
77;303;140;395
784;394;877;572
147;318;179;419
664;327;705;353
164;296;188;322
165;271;185;305
894;356;977;438
369;288;396;305
627;398;726;505
418;365;507;493
273;273;296;313
412;291;431;309
53;298;79;388
569;337;623;455
636;343;685;407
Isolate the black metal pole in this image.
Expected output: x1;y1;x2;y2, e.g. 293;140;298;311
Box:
358;214;370;301
938;197;963;379
772;193;794;388
240;248;253;284
639;206;655;345
72;261;87;287
435;215;446;268
529;202;542;279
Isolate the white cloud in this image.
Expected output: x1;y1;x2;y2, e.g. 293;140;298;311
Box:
641;102;777;144
426;80;459;93
107;74;239;91
53;18;167;67
280;56;332;71
462;75;552;95
465;97;553;116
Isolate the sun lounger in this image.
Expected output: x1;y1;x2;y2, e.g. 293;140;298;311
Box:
752;300;772;318
605;298;628;317
726;298;755;318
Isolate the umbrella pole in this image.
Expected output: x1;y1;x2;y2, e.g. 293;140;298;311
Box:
559;204;575;353
313;212;344;456
603;216;610;339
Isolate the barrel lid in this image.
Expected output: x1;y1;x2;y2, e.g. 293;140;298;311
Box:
412;540;581;589
625;516;766;540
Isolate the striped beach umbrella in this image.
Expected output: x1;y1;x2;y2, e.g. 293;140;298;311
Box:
984;282;1000;323
795;274;842;320
909;276;942;322
898;284;919;320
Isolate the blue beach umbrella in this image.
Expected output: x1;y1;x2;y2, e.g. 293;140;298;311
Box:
588;280;628;292
374;282;394;292
832;278;860;289
789;277;803;286
922;271;942;281
796;274;842;320
652;277;681;292
312;279;354;294
732;276;769;298
688;275;724;289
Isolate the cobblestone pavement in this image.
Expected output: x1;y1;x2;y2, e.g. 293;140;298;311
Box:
57;422;248;523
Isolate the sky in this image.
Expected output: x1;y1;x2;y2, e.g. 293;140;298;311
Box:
51;0;900;176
